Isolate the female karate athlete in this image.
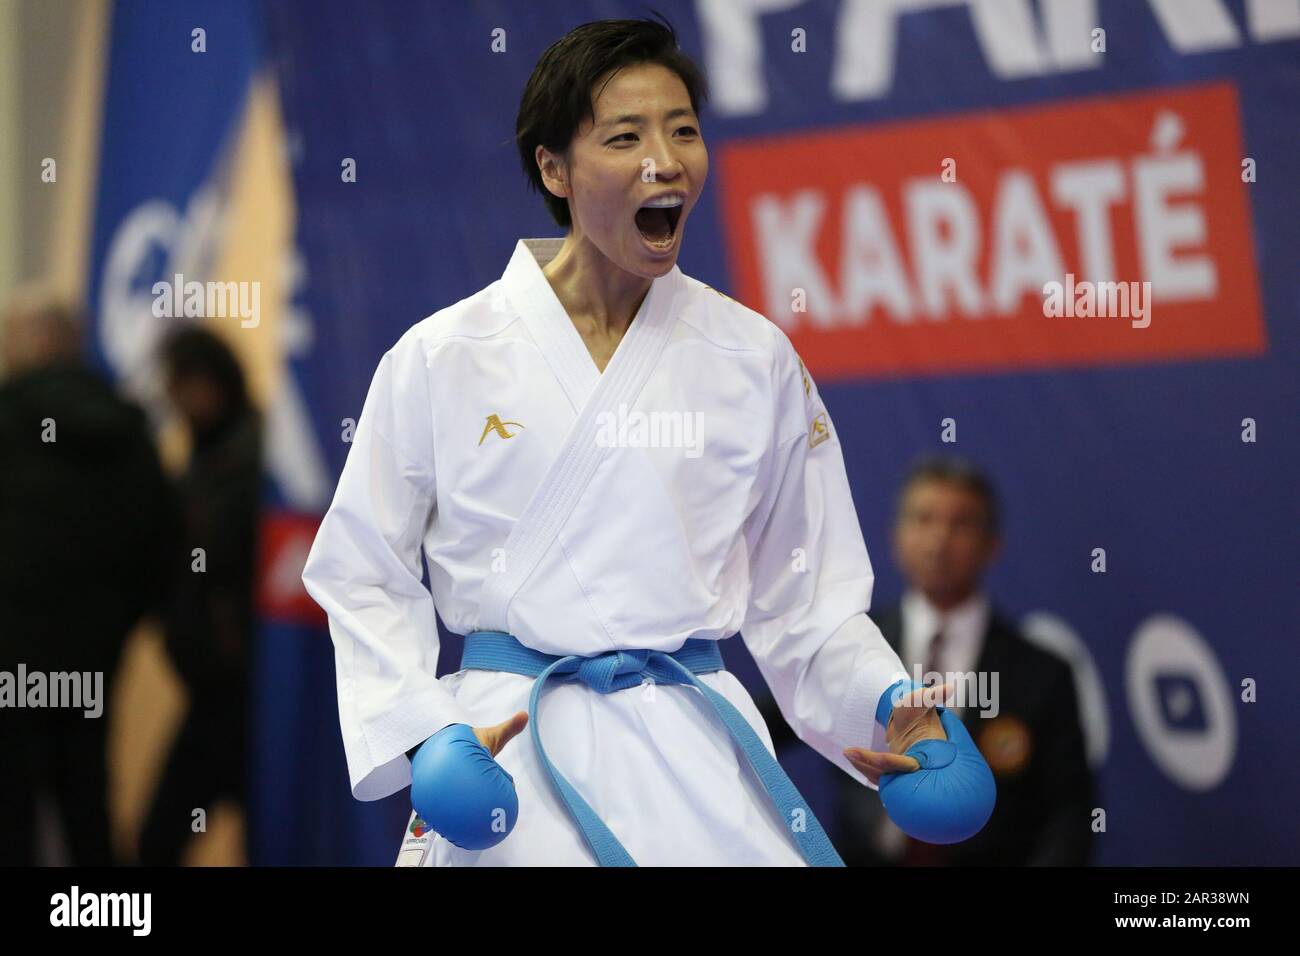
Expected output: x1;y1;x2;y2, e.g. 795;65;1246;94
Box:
302;16;993;866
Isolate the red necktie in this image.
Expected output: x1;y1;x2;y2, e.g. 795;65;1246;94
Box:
922;624;946;685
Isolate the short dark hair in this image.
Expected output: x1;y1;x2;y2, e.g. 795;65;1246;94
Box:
158;325;249;412
896;455;1001;535
515;14;708;228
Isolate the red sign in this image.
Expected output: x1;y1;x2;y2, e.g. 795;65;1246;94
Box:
719;82;1266;380
256;510;327;627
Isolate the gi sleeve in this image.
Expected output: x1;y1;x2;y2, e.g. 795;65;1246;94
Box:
740;327;908;790
301;328;473;801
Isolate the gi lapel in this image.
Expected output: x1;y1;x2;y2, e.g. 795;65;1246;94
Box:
502;239;600;412
478;239;682;633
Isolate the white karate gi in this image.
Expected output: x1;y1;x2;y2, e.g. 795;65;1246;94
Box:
301;238;908;866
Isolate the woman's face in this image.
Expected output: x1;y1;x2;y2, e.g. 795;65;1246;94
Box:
541;62;708;278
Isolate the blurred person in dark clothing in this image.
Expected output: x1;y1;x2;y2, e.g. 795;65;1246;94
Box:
139;325;262;865
759;456;1094;866
0;288;173;866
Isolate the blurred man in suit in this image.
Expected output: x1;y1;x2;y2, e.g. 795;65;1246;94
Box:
139;326;262;865
759;455;1094;865
0;287;173;865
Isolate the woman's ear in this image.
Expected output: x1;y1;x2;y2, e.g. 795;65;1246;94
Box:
536;144;568;200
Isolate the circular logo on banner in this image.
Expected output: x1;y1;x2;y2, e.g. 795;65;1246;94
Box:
1126;615;1236;791
978;714;1033;776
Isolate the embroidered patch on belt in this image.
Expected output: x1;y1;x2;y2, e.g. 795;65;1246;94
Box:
395;810;433;867
809;412;830;448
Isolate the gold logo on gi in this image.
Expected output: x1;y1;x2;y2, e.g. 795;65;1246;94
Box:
701;283;737;305
479;414;524;446
809;413;830;449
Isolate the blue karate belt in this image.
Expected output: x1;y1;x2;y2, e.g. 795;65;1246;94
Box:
460;630;844;867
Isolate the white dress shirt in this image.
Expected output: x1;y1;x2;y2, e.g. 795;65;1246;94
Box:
900;588;991;682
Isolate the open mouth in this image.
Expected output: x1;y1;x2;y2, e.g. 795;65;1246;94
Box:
634;195;684;250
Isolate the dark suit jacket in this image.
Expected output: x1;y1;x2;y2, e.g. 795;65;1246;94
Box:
0;364;174;673
758;604;1096;866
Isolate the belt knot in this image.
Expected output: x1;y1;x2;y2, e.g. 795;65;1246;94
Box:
572;649;652;694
